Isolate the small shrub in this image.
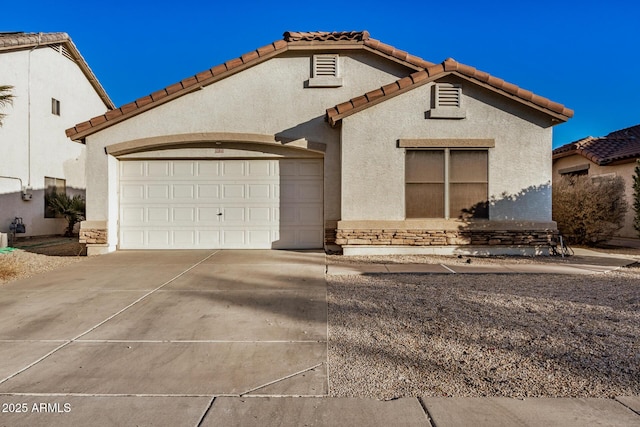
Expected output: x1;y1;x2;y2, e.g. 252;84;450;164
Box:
552;174;628;245
45;192;86;237
633;160;640;237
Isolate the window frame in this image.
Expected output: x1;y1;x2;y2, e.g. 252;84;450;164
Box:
51;98;61;116
405;148;489;219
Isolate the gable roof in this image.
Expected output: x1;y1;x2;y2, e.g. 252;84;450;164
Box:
66;31;434;141
0;32;114;109
552;124;640;165
326;58;573;126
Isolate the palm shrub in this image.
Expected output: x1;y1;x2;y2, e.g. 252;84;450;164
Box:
552;174;628;245
45;192;86;237
633;160;640;237
0;85;14;126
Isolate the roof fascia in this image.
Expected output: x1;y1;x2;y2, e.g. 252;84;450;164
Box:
69;45;288;142
330;70;571;127
0;34;114;109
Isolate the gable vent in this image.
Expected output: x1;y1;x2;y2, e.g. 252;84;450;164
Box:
49;44;74;62
429;83;466;118
436;83;461;108
313;54;338;77
308;54;343;87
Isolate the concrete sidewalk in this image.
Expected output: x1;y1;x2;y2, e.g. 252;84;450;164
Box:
0;249;638;426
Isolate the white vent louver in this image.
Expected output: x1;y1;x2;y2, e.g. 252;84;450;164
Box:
313;55;338;77
430;83;466;118
436;83;461;108
308;54;343;87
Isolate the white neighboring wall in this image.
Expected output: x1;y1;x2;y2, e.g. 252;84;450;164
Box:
0;40;110;237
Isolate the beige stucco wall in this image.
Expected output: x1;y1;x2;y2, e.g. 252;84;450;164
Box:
83;50;414;251
553;155;639;238
340;75;556;224
0;46;108;236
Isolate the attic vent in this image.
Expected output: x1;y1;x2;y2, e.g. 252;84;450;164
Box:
308;54;343;87
49;44;73;62
436;83;461;108
314;55;338;77
429;83;466;119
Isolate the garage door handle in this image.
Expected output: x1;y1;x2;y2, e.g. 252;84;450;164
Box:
217;213;223;216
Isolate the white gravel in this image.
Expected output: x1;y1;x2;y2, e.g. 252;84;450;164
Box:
328;268;640;399
0;249;84;285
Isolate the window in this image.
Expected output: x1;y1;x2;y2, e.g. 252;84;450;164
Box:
51;98;61;116
308;54;343;87
558;164;589;177
406;149;488;219
44;177;66;218
429;83;465;118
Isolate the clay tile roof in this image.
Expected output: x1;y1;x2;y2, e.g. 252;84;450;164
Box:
283;31;370;42
1;32;114;110
553;124;640;165
326;57;573;127
66;31;436;141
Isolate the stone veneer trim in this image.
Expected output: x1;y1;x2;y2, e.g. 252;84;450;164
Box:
335;228;557;247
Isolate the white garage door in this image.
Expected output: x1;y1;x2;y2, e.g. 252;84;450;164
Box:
119;159;323;249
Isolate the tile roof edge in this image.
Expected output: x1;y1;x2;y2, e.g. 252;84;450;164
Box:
66;39;290;141
66;31;435;141
327;58;574;127
0;32;114;110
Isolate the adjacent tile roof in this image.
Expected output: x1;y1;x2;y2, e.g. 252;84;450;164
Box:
552;124;640;165
0;32;114;109
66;31;435;141
326;58;573;126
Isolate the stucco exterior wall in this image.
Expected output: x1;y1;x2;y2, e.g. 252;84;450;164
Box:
83;51;413;251
553;155;639;238
0;46;108;236
340;76;556;223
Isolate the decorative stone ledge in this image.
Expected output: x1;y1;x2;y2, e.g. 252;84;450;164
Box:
79;228;108;245
335;228;557;247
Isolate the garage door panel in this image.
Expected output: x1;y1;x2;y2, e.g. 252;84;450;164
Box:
148;162;171;177
119;159;323;249
173;185;194;198
197;184;220;199
172;162;195;176
173;207;195;222
147;185;170;199
222;184;245;199
122;207;145;224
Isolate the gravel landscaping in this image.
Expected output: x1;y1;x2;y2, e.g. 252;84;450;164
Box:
328;269;640;399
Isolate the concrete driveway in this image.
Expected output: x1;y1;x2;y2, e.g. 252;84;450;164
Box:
1;249;639;426
0;250;336;426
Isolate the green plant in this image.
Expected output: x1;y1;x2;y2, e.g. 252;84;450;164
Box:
552;174;628;245
633;160;640;237
0;85;14;126
45;192;86;237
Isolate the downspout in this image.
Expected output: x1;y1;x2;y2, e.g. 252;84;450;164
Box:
26;32;42;188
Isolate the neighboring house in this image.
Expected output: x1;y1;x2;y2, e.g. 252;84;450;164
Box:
0;32;114;237
66;31;572;256
553;124;640;240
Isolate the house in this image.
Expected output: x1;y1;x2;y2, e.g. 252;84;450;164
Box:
0;32;114;238
65;31;572;256
553;124;640;241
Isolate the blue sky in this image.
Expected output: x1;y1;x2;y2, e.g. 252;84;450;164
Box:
3;0;638;148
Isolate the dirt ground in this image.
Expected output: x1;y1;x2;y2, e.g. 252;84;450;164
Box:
10;235;87;256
